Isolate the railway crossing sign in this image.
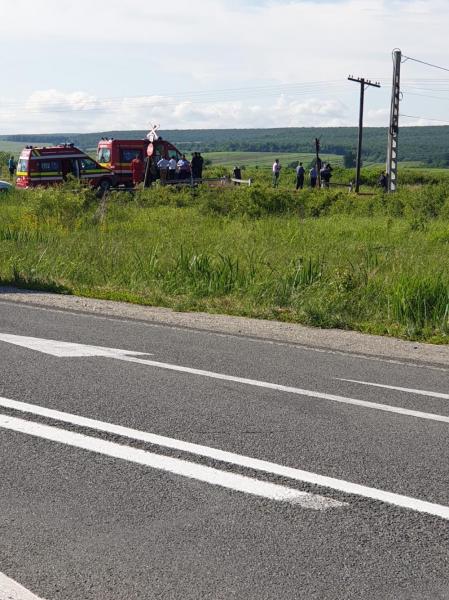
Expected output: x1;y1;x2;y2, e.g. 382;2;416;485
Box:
147;124;160;142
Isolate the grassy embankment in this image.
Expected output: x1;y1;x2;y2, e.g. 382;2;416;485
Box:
1;164;449;343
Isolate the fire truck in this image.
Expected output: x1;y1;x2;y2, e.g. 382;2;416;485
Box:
96;137;182;186
16;144;115;191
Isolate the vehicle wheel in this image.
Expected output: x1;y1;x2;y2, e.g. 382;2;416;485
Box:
97;178;112;197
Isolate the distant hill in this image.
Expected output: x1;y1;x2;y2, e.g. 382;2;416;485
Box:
1;126;449;165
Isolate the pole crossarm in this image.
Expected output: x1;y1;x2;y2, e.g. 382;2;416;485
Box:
348;77;381;89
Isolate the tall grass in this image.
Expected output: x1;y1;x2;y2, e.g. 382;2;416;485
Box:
2;174;449;341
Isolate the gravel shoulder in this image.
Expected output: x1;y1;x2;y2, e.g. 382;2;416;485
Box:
1;286;449;367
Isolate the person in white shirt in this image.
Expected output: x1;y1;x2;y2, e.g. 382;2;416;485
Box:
295;162;305;190
168;157;177;180
157;157;170;184
272;159;281;188
177;155;191;180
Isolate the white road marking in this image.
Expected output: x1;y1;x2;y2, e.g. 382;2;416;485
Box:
1;333;449;424
0;572;45;600
3;298;449;373
338;378;449;401
0;333;149;359
0;413;340;509
2;397;449;520
123;356;449;425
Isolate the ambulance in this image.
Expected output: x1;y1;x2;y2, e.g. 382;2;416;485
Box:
15;144;115;191
96;137;182;186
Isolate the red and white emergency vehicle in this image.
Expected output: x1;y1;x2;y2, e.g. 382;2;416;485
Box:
16;144;115;191
96;137;182;186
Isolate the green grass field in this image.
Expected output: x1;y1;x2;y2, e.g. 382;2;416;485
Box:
0;140;37;155
204;151;343;168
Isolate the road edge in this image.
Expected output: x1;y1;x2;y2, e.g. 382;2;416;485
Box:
1;286;449;366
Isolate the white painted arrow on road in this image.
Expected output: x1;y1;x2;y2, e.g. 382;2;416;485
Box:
0;572;45;600
2;333;449;425
0;333;150;358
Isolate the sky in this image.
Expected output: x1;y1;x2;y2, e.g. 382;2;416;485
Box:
2;0;449;134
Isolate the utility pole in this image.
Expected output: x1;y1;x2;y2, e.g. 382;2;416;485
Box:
386;49;402;192
348;76;381;192
315;138;322;188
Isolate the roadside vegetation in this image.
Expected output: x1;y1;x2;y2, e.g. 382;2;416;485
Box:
1;163;449;343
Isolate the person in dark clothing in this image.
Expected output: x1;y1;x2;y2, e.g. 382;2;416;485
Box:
233;166;242;185
191;153;199;179
295;162;305;190
379;172;388;192
197;153;204;179
177;155;191;180
320;163;333;188
309;166;317;189
8;156;16;178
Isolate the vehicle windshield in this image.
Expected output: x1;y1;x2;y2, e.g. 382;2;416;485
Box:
97;148;111;163
120;149;142;163
17;158;28;173
80;158;100;170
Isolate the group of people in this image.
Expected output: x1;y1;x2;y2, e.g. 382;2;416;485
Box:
130;152;205;186
157;152;204;183
272;159;334;190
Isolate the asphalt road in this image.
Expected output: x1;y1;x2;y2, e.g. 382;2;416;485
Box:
1;299;449;599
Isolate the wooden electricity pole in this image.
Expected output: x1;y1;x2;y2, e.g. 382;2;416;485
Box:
315;138;322;188
348;76;381;192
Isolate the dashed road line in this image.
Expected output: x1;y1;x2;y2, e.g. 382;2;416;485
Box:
118;355;449;424
338;378;449;400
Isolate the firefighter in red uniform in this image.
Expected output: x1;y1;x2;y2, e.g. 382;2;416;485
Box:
131;156;144;186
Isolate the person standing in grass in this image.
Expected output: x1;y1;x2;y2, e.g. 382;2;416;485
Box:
131;155;144;187
378;171;388;192
177;155;191;180
309;165;317;188
8;156;16;179
233;165;242;185
168;156;177;180
157;156;170;185
197;153;204;179
320;163;333;188
191;153;200;179
272;159;281;187
295;162;305;190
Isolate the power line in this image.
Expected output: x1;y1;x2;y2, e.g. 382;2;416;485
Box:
0;84;352;120
0;92;349;118
0;80;346;111
401;113;449;124
403;90;449;102
403;86;449;93
402;55;449;74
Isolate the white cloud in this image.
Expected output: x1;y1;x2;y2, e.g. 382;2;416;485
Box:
365;107;390;127
0;89;353;133
3;0;449;132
